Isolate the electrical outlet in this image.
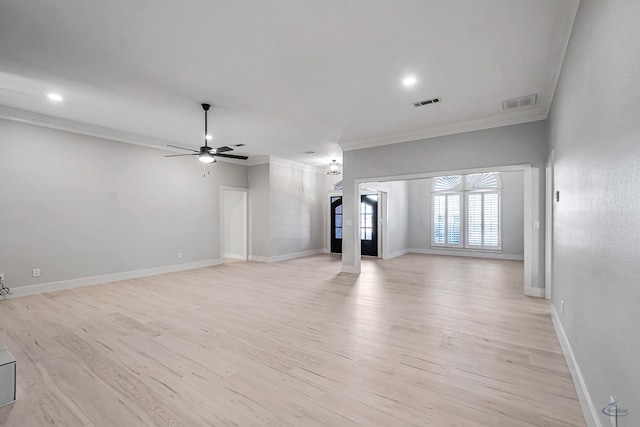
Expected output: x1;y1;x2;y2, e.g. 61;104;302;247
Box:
32;268;40;278
533;220;540;230
561;300;565;314
177;252;183;260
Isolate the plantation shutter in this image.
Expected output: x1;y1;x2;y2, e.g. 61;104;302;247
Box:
483;193;500;247
433;195;446;245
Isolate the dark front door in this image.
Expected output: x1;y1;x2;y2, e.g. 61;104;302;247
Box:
360;194;378;257
330;196;343;254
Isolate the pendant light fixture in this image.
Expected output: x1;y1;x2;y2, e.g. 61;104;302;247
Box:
327;160;341;175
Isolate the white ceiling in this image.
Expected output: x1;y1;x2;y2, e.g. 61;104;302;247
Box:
0;0;578;166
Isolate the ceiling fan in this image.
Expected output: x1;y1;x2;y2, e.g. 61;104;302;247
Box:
165;103;248;163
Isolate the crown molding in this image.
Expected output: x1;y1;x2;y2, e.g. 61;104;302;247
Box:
339;107;548;152
268;156;327;174
0;105;251;164
0;105;178;150
246;156;327;174
246;155;270;166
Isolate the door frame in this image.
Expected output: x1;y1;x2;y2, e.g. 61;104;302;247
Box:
219;186;249;262
378;190;387;259
328;189;385;258
359;188;385;258
359;191;379;257
545;152;554;300
327;190;343;253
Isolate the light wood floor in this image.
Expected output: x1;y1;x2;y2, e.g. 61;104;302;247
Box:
0;254;585;426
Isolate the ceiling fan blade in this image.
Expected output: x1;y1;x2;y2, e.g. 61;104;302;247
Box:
214;153;249;160
209;145;233;153
167;144;198;153
164;153;199;157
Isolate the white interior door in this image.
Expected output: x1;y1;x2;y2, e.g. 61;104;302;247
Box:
222;189;247;260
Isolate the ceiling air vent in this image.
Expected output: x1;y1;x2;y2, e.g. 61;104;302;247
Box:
413;97;441;108
502;94;537;110
303;150;315;155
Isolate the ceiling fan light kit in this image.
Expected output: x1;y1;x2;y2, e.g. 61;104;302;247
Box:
165;103;248;164
199;147;216;164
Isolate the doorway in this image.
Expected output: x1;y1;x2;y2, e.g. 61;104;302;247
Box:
360;194;378;257
330;196;343;254
330;194;379;257
345;164;542;297
221;188;248;261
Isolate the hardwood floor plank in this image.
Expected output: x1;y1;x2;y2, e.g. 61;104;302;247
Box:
0;254;585;426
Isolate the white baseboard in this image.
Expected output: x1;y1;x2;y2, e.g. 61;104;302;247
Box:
248;248;324;263
223;253;246;260
341;265;360;274
551;305;600;427
407;248;525;261
6;259;223;299
524;287;545;297
383;249;409;260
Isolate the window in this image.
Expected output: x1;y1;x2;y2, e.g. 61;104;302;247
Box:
466;192;500;249
331;196;342;239
433;193;462;247
431;173;502;250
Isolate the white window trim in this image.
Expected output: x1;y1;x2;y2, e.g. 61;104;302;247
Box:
431;174;503;251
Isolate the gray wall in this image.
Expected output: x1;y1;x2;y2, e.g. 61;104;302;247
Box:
248;163;270;258
342;120;548;283
269;160;326;257
385;181;409;256
0;119;247;288
408;171;524;258
548;0;640;422
248;159;330;259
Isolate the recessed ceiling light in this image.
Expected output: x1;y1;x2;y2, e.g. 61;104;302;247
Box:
205;134;213;140
402;76;417;87
47;93;63;102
